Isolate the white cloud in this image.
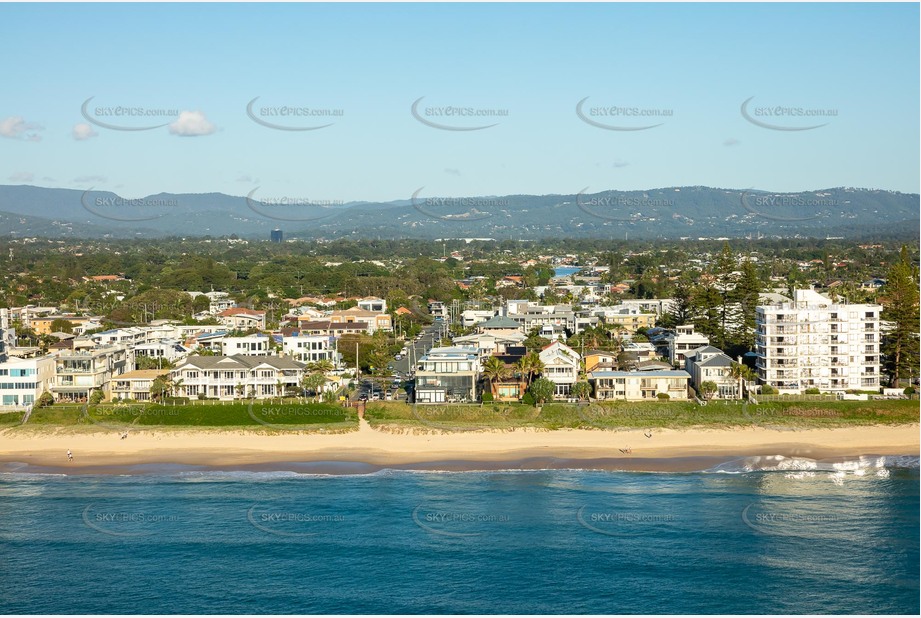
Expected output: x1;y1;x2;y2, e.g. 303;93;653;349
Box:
168;110;216;137
0;116;43;141
8;171;35;183
724;138;740;147
74;175;107;183
444;168;462;176
72;123;98;141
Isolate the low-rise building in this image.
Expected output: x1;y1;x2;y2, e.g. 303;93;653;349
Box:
594;305;656;334
171;355;305;400
50;339;131;402
218;308;266;330
538;341;581;398
329;308;392;333
282;334;339;365
414;346;480;403
668;325;711;368
589;370;690;401
110;369;169;402
684;346;741;399
0;354;55;407
222;334;272;356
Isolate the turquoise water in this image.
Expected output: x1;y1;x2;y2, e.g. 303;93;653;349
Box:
552;266;582;277
1;457;918;614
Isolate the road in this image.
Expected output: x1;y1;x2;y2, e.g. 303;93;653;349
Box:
391;321;450;376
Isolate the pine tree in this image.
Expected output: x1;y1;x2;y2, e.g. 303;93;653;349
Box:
733;258;764;351
662;272;697;328
880;246;920;387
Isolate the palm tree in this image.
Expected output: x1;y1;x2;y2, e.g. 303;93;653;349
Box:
302;372;328;402
729;362;757;399
306;359;335;373
481;356;510;397
518;352;545;388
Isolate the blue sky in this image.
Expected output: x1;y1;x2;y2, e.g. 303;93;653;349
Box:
1;2;918;202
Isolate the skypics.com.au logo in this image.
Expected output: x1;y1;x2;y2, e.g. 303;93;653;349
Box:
576;97;672;131
411;97;508;131
245;97;344;131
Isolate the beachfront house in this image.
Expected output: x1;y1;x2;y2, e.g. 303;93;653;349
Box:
538;341;581;399
588;369;690;401
683;346;742;399
414;346;480;403
171;354;306;400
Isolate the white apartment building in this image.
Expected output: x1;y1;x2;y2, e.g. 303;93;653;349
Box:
755;289;881;392
0;355;55;407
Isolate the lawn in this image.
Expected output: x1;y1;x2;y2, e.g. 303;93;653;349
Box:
364;399;920;431
22;402;359;432
10;399;918;433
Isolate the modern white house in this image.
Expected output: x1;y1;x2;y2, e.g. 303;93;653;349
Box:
588;370;691;401
538;341;581;399
170;354;306;400
50;339;132;402
755;289;881;392
90;327;148;347
684;345;741;399
357;297;387;313
221;334;272;356
460;309;498;328
282;334;339;366
668;325;711;368
414;346;480;403
132;340;191;364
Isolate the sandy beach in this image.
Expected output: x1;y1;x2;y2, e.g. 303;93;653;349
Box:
1;420;918;473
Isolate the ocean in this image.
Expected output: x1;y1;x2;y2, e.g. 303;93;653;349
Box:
1;455;918;615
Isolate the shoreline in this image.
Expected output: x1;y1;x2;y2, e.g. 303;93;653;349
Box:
1;422;917;474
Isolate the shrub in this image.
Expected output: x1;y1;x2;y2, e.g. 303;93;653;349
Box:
761;385;778;395
521;392;535;405
904;387;916;395
36;392;55;408
197;392;207;400
804;387;821;395
89;390;105;405
481;392;494;403
656;392;670;400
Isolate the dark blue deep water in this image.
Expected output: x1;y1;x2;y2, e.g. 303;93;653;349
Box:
1;458;918;614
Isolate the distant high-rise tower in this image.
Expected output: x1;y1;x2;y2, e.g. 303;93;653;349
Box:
270;229;283;243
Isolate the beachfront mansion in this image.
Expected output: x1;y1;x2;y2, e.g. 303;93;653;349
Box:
755;289;881;392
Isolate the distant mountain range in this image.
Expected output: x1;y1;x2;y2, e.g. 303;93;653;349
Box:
0;184;917;240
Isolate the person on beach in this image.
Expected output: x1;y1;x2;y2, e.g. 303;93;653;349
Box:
66;449;73;462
